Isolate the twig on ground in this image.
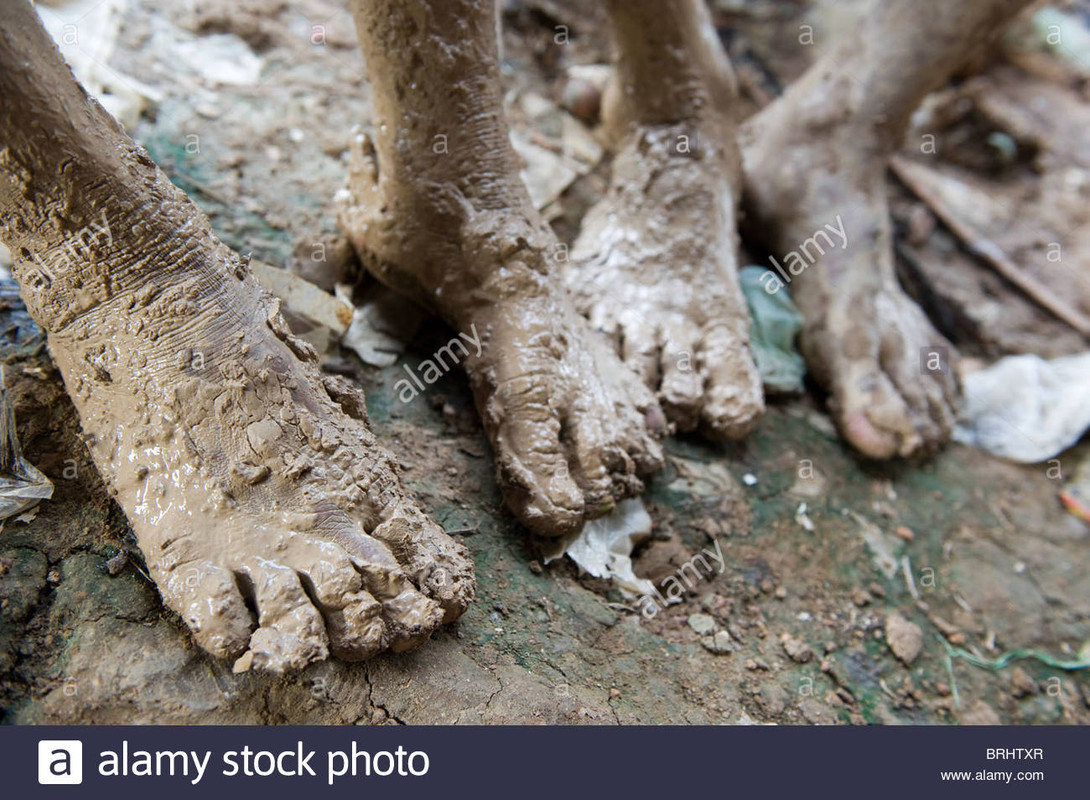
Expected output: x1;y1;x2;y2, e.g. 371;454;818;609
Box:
890;156;1090;338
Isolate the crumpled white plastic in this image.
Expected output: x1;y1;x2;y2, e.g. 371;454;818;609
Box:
543;498;656;597
0;367;53;524
954;351;1090;462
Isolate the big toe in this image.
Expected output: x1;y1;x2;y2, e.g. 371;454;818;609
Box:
832;361;922;459
159;560;252;661
487;376;585;537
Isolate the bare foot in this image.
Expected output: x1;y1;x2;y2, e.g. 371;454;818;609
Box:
338;135;666;538
741;106;959;458
568;117;763;439
0;0;473;673
567;0;763;439
737;0;1038;458
339;0;665;537
34;250;475;672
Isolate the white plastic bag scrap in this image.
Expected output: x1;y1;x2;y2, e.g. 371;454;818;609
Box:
339;285;424;368
954;351;1090;463
37;0;161;130
545;498;656;597
0;367;53;524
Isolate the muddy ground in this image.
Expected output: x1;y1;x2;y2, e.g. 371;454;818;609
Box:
1;0;1088;724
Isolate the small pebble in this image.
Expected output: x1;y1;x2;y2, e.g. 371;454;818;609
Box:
1010;666;1038;698
781;633;813;663
905;204;936;246
702;630;734;655
742;473;758;486
688;613;716;636
233;651;254;673
895;525;915;541
105;551;128;576
885;611;924;665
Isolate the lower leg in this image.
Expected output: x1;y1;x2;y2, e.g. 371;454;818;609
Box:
568;0;764;438
742;0;1035;458
602;0;737;129
778;0;1037;155
0;0;473;671
340;0;666;538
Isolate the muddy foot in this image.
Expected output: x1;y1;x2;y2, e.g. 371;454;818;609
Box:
27;243;474;673
338;136;666;538
741;109;959;458
0;0;474;672
568;119;764;439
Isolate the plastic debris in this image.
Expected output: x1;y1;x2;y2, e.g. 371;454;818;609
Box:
545;498;655;597
953;352;1090;462
170;33;264;87
339;284;424;368
739;265;806;393
0;243;11;280
0;366;53;524
38;0;162;130
1060;452;1090;523
508;91;603;213
1029;7;1090;77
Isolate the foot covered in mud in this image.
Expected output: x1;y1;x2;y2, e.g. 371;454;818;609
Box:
742;111;959;458
339;136;666;538
568;119;764;439
27;240;474;673
0;0;473;673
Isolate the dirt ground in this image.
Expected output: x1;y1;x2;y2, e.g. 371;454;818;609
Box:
1;0;1089;725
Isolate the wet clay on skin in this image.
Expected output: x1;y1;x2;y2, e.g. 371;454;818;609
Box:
740;0;1036;459
568;0;764;440
0;0;474;672
339;0;667;538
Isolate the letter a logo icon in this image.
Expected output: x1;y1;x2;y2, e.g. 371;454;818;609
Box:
38;740;83;785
